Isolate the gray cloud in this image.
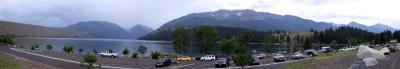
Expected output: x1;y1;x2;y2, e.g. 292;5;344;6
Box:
0;0;398;29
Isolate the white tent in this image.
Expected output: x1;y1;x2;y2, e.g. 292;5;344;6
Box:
380;47;390;54
362;57;379;66
357;45;385;60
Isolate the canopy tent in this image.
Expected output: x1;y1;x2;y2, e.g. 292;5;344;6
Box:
357;45;385;60
362;57;379;66
380;47;390;54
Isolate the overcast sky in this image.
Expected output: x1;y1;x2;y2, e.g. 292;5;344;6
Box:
0;0;399;29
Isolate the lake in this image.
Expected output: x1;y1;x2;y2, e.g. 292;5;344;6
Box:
14;37;334;56
13;37;175;56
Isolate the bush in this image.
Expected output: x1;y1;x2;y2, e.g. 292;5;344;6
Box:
63;45;74;54
78;48;84;54
92;49;98;54
83;54;97;63
30;45;35;50
150;51;161;59
46;44;53;50
107;49;113;53
82;54;98;69
122;48;129;56
0;35;14;45
31;43;39;50
131;52;139;59
137;45;147;57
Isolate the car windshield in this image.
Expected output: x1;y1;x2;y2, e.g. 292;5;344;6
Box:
275;54;283;56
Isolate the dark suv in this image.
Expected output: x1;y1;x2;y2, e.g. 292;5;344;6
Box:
215;58;230;68
155;59;172;68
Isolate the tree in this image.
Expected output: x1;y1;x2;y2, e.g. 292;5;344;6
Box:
122;47;130;57
0;35;14;45
239;32;253;46
219;37;239;56
172;27;190;54
46;44;53;50
107;49;113;53
330;40;337;49
92;49;98;54
264;35;275;53
78;48;84;54
234;53;252;69
138;45;147;57
151;51;161;59
195;26;218;54
393;30;400;42
303;38;312;50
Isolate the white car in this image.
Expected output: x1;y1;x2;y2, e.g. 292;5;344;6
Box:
291;52;306;59
100;51;118;58
200;55;216;61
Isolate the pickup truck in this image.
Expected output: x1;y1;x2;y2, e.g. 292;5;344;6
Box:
100;51;118;58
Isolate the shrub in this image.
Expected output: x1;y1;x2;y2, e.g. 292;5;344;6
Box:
150;51;161;59
122;47;129;56
92;49;98;54
79;48;84;54
46;44;53;50
131;52;139;59
82;54;98;69
107;49;113;53
31;45;35;50
63;45;74;54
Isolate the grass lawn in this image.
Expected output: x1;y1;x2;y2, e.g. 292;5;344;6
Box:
280;50;357;69
0;53;20;69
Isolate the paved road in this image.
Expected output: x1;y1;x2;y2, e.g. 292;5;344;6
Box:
0;45;311;69
0;46;83;69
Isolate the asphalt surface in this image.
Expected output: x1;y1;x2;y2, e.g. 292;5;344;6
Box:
0;46;82;69
0;45;311;69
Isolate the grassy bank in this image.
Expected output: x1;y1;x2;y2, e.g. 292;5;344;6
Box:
280;50;357;69
0;53;20;69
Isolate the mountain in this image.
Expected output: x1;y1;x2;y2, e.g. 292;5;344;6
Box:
0;21;86;37
140;26;267;42
128;24;154;39
347;22;397;32
157;9;336;32
65;21;131;39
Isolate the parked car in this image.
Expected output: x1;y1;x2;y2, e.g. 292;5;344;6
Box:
273;53;286;62
252;50;266;59
176;56;192;61
200;55;216;61
305;49;320;57
155;59;172;68
99;51;118;58
193;56;201;60
250;57;261;65
291;52;306;60
320;46;333;53
215;58;230;68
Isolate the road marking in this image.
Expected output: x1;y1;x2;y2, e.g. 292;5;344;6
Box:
225;58;310;69
170;63;195;69
10;48;138;69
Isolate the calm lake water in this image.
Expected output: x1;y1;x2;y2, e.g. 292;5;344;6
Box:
13;37;339;56
13;37;175;56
